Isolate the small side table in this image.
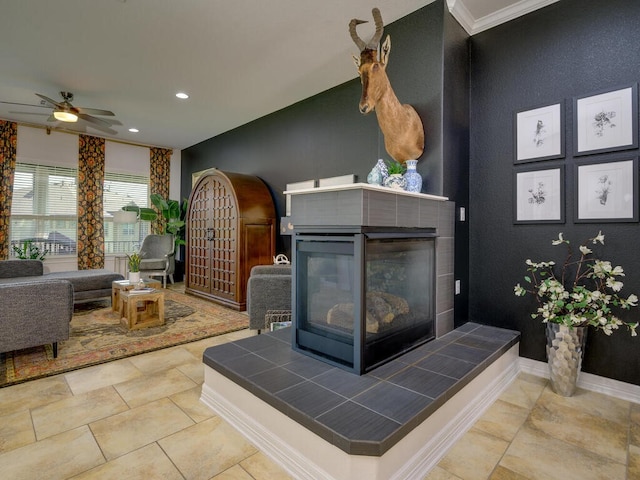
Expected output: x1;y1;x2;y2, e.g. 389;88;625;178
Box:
112;279;162;314
120;289;165;330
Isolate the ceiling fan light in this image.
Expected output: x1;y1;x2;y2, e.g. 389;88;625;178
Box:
53;110;78;122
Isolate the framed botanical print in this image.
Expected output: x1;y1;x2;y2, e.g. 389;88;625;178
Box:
514;166;564;224
515;102;564;163
574;84;638;156
575;156;638;222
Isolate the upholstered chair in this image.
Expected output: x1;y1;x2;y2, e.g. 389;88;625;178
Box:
247;264;292;333
138;234;175;288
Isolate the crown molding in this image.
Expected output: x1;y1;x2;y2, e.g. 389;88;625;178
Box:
448;0;561;35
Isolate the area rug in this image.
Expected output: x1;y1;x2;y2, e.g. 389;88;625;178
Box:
0;289;249;387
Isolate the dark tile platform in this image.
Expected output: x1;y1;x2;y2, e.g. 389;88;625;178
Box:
203;322;520;457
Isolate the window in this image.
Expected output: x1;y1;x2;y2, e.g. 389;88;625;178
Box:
10;163;78;257
9;163;151;257
104;172;151;254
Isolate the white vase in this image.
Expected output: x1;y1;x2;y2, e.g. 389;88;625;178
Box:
128;272;140;284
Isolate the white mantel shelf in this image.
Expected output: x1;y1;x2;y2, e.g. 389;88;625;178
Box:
284;182;449;202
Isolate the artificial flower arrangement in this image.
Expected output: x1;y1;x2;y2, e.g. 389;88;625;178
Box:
514;231;638;336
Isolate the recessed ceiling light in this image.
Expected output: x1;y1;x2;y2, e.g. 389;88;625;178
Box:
128;128;139;133
176;92;189;99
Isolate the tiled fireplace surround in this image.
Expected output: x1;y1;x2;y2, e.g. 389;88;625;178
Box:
201;185;521;479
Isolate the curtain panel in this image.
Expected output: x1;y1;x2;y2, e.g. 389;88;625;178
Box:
150;147;172;234
77;135;106;269
0;121;17;260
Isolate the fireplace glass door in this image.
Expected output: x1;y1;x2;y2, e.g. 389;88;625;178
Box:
293;230;435;374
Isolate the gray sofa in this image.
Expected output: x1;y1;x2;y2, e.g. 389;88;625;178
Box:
246;264;292;332
0;260;124;357
0;260;72;358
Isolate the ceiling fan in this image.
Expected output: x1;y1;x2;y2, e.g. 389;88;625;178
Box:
1;91;121;135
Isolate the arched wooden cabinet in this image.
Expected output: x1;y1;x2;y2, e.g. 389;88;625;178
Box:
185;169;276;310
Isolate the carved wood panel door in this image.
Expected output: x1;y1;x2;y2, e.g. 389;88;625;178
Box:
186;169;276;310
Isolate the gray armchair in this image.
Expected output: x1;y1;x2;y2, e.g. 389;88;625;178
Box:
247;264;292;333
139;234;175;288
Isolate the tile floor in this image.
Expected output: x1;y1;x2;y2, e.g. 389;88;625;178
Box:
0;330;638;479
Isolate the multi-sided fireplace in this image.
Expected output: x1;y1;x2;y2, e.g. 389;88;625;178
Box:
288;184;455;375
293;227;435;373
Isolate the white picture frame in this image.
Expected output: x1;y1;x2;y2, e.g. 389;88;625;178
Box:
575;157;638;222
574;84;638;156
514;166;564;224
515;102;564;163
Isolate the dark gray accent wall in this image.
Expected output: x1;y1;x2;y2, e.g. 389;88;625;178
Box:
181;3;471;338
470;0;640;385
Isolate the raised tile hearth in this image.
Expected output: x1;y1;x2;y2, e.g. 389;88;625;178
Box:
201;322;520;479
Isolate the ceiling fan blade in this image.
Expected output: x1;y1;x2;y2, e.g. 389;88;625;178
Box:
77;112;113;128
76;106;116;117
77;113;117;135
0;100;49;108
35;93;63;108
9;111;49;116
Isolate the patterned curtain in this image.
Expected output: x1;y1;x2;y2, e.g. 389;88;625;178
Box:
0;121;18;260
77;135;105;270
149;147;172;234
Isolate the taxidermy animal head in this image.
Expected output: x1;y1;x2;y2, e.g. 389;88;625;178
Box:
349;8;425;162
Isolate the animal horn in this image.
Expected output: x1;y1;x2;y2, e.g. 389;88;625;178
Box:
368;8;384;49
349;18;368;52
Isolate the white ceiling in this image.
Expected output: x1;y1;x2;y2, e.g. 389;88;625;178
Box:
0;0;557;150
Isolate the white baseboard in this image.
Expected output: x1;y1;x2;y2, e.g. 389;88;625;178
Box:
518;357;640;403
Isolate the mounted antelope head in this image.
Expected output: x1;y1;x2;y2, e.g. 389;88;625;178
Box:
349;8;424;163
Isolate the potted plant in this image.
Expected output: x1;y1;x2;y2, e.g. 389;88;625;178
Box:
150;194;188;281
127;252;141;283
150;194;188;248
514;231;638;396
383;160;407;189
12;240;48;260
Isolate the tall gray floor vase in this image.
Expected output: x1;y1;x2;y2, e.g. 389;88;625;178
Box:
545;323;588;396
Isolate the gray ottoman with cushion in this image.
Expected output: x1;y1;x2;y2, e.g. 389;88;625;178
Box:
45;269;124;303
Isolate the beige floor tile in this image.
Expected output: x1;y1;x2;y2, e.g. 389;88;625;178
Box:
69;443;184;480
224;328;254;341
488;465;530;479
538;385;631;425
90;397;194;461
497;373;547;410
114;367;197;408
474;399;530;442
65;358;143;395
423;465;464;479
0;409;36;453
32;385;129;440
629;444;640;480
183;336;232;359
631;402;640;447
170;385;215;423
128;345;200;374
211;464;255;480
177;359;206;384
499;423;626;479
0;426;104;480
159;416;258;480
437;427;510;480
528;389;628;463
0;375;72;417
239;451;294;480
